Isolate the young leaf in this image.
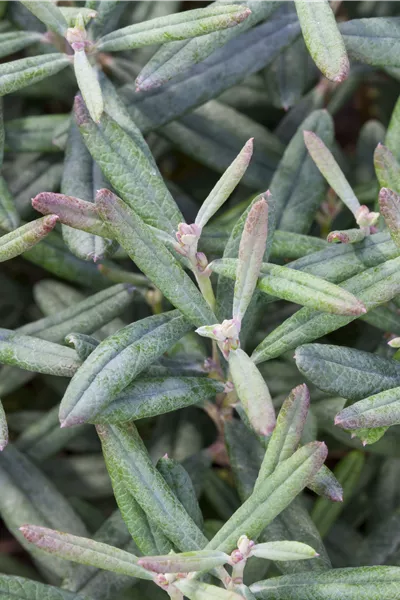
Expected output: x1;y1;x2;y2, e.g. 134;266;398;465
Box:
251;541;318;562
295;0;349;82
96;189;217;327
0;176;20;232
138;550;229;574
20;0;68;36
0;399;8;451
335;385;400;432
20;525;153;580
59;311;193;427
233;196;269;323
97;4;251;52
0;54;70;96
175;579;243;600
195;139;254;230
0;575;90;600
229;348;276;437
379;187;400;248
0;215;58;262
73;51;104;124
374;144;400;193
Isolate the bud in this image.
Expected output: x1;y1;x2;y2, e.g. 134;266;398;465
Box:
175;222;201;260
196;318;240;360
355;205;380;229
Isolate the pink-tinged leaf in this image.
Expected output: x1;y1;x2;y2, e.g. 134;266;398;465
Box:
251;540;318;562
335;385;400;432
327;228;366;244
0;215;59;262
229;348;276;437
374;143;400;193
379;187;400;248
138;550;230;574
308;465;343;502
233;195;269;322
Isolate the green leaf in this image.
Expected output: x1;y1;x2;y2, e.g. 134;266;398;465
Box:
0;399;7;451
97;423;208;551
138;550;229;574
65;333;99;362
251;541;318;562
75;96;183;236
5;114;69;153
374;144;400;193
340;17;400;69
335;385;400;431
311;451;365;538
73;51;104;124
20;525;153;580
0;54;70;96
229;348;276;437
97;4;251;52
308;465;343;503
251;255;400;363
0;176;20;232
379;188;400;248
0;30;43;59
206;442;327;553
60;6;97;27
59;311;193;427
385;94;400;163
175;579;243;600
296;343;400;401
20;0;68;36
272;109;333;233
251;565;400;599
0;215;59;262
0;575;89;600
295;0;349;82
94;376;223;425
96;189;216;327
0;328;81;377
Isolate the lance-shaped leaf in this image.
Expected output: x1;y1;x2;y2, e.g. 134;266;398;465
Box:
296;343;400;401
303;130;360;216
251;254;400;363
0;53;70;96
340;17;400;70
195;139;254;230
97;423;208;551
138;550;229;574
60;6;97;27
96;190;216;327
59;311;193;427
5;114;69;153
66;333;99;362
20;525;153;581
327;229;366;244
250;566;400;599
256;384;310;485
0;176;20;232
374;144;400;193
308;465;343;503
33;192;109;238
335;385;400;432
20;0;68;36
175;579;243;600
74;51;104;124
94;376;224;425
0;329;81;377
0;399;7;451
379;188;400;248
75;95;183;236
0;215;58;262
251;541;318;562
97;4;251;52
206;442;327;553
0;30;43;60
295;0;349;82
311;451;365;538
229;348;276;437
0;576;91;600
233;196;269;323
386;94;400;163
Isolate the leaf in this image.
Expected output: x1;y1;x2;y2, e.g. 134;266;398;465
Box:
97;4;251;52
0;30;43;60
0;575;89;600
303;130;360;216
195;139;254;229
59;311;193;427
0;54;70;96
311;451;365;538
0;329;81;377
294;0;349;82
97;423;208;552
0;176;20;232
308;465;343;503
96;189;216;327
335;385;400;431
250;565;400;599
229;348;276;437
174;579;243;600
5;114;69;153
0;215;59;262
138;550;229;574
340;17;400;69
206;442;327;553
20;525;153;580
295;343;400;401
233;196;269;323
251;254;400;363
60;7;97;27
20;0;68;36
251;541;318;562
379;188;400;248
75;95;183;236
74;51;104;124
271;110;334;233
374;144;400;193
385;94;400;163
0;399;8;451
65;333;99;362
94;376;223;425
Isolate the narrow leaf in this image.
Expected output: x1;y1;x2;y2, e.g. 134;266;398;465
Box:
175;579;243;600
295;0;349;82
0;176;20;232
251;541;318;562
0;399;8;451
74;51;103;124
0;30;43;60
374;144;400;193
340;17;400;69
335;385;400;431
386;94;400;163
0;54;70;96
0;215;58;262
0;575;89;600
20;0;68;36
138;550;229;574
379;187;400;248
